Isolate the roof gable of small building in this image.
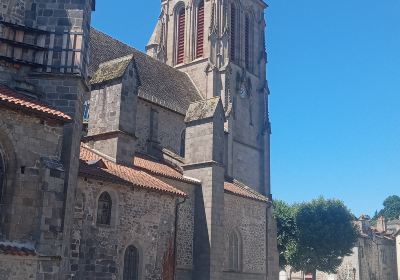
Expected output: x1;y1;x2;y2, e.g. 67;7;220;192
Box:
89;28;202;115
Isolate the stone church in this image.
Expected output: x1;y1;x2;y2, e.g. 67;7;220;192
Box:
0;0;278;279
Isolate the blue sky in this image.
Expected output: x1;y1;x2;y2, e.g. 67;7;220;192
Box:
92;1;400;217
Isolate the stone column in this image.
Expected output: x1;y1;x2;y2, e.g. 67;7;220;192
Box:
183;97;225;280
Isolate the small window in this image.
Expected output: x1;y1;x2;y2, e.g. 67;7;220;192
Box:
149;109;159;141
176;7;186;64
123;245;139;280
196;0;205;58
0;151;4;203
228;231;241;271
97;192;112;225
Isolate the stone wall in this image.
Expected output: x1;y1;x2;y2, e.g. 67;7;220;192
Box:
223;193;267;279
136;98;186;156
0;256;38;280
72;177;177;280
0;109;64;242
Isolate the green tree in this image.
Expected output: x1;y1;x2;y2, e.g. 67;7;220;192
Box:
273;200;298;268
377;195;400;220
289;198;358;279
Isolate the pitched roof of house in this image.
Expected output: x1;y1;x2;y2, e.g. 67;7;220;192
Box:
134;153;268;203
0;84;72;122
89;28;202;114
0;242;36;257
79;144;186;197
90;54;133;85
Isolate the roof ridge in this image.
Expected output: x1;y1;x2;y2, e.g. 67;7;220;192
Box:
98;54;133;67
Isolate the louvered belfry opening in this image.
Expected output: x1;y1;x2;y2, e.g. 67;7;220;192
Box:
245;16;250;69
196;0;205;59
230;4;236;61
177;8;186;64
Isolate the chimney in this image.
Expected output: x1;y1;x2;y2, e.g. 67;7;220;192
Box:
357;215;371;234
377;216;387;233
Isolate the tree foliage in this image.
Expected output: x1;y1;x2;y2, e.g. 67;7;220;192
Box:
273;200;298;268
274;197;359;276
375;195;400;221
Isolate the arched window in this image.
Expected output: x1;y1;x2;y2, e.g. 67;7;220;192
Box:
228;231;241;271
196;0;205;58
0;151;4;203
123;245;139;280
176;7;186;64
230;4;237;61
180;129;186;157
96;192;112;225
245;15;250;69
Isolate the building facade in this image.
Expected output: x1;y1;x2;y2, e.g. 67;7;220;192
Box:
0;0;278;279
284;216;398;280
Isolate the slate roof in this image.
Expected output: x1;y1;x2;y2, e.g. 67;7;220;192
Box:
89;28;202;114
185;97;222;123
90;54;133;85
0;84;72;122
79;144;187;197
0;242;36;257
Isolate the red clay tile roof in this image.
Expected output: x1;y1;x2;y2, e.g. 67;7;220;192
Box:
0;84;72;122
79;144;186;197
0;243;36;257
134;152;267;203
224;180;268;203
134;154;199;184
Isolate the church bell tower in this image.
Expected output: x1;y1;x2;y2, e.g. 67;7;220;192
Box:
147;0;271;196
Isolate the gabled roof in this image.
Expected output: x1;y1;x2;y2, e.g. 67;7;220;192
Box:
0;84;72;122
90;54;133;85
89;28;202;114
79;144;186;197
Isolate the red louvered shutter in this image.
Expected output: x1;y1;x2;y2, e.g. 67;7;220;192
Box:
245;16;250;69
177;8;186;64
196;1;205;58
230;5;236;61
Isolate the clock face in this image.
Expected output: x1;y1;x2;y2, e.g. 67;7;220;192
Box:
239;85;247;98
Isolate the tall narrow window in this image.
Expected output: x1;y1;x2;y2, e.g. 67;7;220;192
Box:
97;192;112;225
177;7;186;64
245;16;250;69
123;245;139;280
228;231;241;271
230;4;236;61
0;152;4;203
196;1;205;58
180;129;186;157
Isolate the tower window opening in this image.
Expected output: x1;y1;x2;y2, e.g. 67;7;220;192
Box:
196;1;205;58
245;16;250;69
177;7;186;64
230;4;236;61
